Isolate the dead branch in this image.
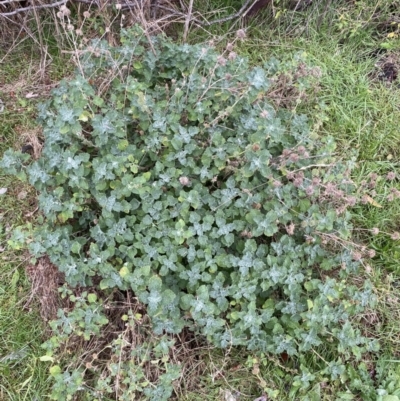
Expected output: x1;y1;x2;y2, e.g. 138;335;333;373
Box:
0;0;68;17
1;0;262;26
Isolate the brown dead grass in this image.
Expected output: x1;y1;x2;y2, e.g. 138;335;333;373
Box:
24;255;64;322
266;62;322;109
48;285;211;398
20;126;43;158
21;253;212;398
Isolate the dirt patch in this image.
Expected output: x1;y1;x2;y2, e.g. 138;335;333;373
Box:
17;126;43;159
369;52;400;87
24;255;64;322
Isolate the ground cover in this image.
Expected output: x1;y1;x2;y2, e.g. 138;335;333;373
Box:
2;1;400;400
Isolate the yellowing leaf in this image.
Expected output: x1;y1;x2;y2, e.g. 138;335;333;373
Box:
364;195;382;208
40;355;54;362
60;125;70;134
307;299;313;309
119;265;129;278
49;365;62;376
78;111;92;122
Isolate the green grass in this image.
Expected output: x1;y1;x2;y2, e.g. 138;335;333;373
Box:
3;1;400;399
0;109;49;400
0;176;51;399
0;44;71;400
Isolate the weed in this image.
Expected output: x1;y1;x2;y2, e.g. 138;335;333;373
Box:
2;1;400;400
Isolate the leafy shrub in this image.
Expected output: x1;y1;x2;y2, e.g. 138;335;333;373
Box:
1;25;378;397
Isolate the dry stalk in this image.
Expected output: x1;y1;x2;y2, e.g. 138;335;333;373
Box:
182;0;193;42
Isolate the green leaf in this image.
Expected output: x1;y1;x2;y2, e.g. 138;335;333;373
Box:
87;293;97;303
93;96;104;107
49;365;62;376
171;137;183;150
71;242;81;254
99;280;109;290
180;294;194;310
382;396;400;401
149;275;162;291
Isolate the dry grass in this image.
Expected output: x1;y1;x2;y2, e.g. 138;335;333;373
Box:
24;256;63;323
43;285;214;399
266;61;322;109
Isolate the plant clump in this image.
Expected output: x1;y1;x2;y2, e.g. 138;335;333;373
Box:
0;25;379;399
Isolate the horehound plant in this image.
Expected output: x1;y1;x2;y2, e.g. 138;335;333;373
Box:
2;24;395;400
